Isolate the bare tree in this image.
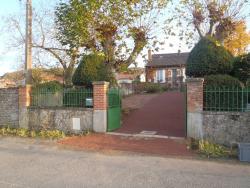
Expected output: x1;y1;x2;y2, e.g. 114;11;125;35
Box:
4;1;81;86
164;0;250;47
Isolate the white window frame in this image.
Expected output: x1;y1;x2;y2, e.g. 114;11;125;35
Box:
156;69;165;83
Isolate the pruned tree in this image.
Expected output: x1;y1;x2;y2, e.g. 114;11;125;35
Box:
55;0;169;71
164;0;249;47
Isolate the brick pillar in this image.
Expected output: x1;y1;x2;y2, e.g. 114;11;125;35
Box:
187;78;204;112
93;81;109;133
19;85;32;128
186;78;204;139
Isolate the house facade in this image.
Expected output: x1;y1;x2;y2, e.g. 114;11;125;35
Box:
146;50;189;87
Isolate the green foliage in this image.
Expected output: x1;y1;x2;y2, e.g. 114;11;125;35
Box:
133;83;168;93
186;37;233;77
231;53;250;84
63;88;93;107
246;79;250;87
204;75;246;111
204;74;243;88
0;127;66;139
33;81;63;93
55;0;169;68
72;54;115;87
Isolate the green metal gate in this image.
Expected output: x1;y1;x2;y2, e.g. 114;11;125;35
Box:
107;88;121;132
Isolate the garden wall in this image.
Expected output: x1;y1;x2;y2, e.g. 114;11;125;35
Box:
28;107;93;133
203;111;250;146
0;88;19;128
186;78;250;146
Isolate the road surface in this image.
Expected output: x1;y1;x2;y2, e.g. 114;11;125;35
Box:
0;137;249;188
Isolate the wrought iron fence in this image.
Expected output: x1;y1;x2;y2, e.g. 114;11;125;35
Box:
31;88;93;108
204;86;250;112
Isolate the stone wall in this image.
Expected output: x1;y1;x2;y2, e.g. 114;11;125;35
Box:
187;78;250;146
28;107;93;133
0;88;19;128
203;111;250;146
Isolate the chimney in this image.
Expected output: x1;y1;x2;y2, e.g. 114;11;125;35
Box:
148;49;152;62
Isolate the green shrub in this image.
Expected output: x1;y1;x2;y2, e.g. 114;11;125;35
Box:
133;83;168;93
33;81;63;93
144;83;162;93
63;87;92;107
72;53;115;87
31;81;63;107
186;37;233;77
231;53;250;84
246;79;250;87
204;75;246;111
204;74;243;88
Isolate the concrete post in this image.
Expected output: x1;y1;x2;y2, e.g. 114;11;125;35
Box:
19;85;31;128
92;81;109;133
186;78;204;139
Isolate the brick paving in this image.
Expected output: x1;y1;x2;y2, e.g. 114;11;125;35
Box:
117;92;186;137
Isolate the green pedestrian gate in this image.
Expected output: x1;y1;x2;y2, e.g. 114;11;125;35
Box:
107;88;121;132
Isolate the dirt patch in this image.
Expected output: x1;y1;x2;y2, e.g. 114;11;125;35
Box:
58;134;194;157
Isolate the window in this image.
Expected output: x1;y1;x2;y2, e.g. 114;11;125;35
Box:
156;69;165;83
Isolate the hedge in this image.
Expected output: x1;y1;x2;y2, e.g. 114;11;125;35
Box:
186;37;233;77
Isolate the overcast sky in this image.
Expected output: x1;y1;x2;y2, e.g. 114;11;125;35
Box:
0;0;249;76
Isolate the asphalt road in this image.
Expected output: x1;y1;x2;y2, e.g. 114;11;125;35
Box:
0;137;250;188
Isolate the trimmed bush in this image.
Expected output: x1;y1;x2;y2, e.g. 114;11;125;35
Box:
63;87;92;107
186;37;233;77
204;74;243;88
231;53;250;84
204;75;246;111
133;82;168;93
32;81;63;93
72;53;115;87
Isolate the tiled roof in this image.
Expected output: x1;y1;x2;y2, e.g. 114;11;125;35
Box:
146;52;189;67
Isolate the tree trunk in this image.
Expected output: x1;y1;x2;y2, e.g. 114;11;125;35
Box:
64;66;74;86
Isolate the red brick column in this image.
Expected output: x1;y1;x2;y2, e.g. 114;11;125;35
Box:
19;85;32;108
18;85;32;128
186;78;204;112
186;78;204;139
92;81;109;132
93;81;109;110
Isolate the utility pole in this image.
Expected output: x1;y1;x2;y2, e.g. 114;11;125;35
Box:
25;0;32;85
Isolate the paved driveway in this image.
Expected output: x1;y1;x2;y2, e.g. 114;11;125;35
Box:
118;92;186;137
0;137;250;188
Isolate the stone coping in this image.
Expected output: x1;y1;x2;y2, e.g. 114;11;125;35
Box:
186;78;204;82
0;87;19;90
28;106;93;111
203;111;250;115
92;81;109;85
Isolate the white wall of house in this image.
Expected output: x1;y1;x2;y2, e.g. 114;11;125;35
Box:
140;74;146;82
155;69;166;83
153;67;186;84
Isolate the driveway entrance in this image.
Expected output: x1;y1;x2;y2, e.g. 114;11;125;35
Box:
116;92;186;137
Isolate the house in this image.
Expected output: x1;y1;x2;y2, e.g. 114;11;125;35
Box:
0;68;64;88
116;67;145;84
146;50;189;87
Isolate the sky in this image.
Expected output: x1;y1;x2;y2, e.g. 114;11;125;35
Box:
0;0;249;76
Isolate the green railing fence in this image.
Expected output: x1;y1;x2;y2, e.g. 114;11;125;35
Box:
31;88;93;108
204;86;250;112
